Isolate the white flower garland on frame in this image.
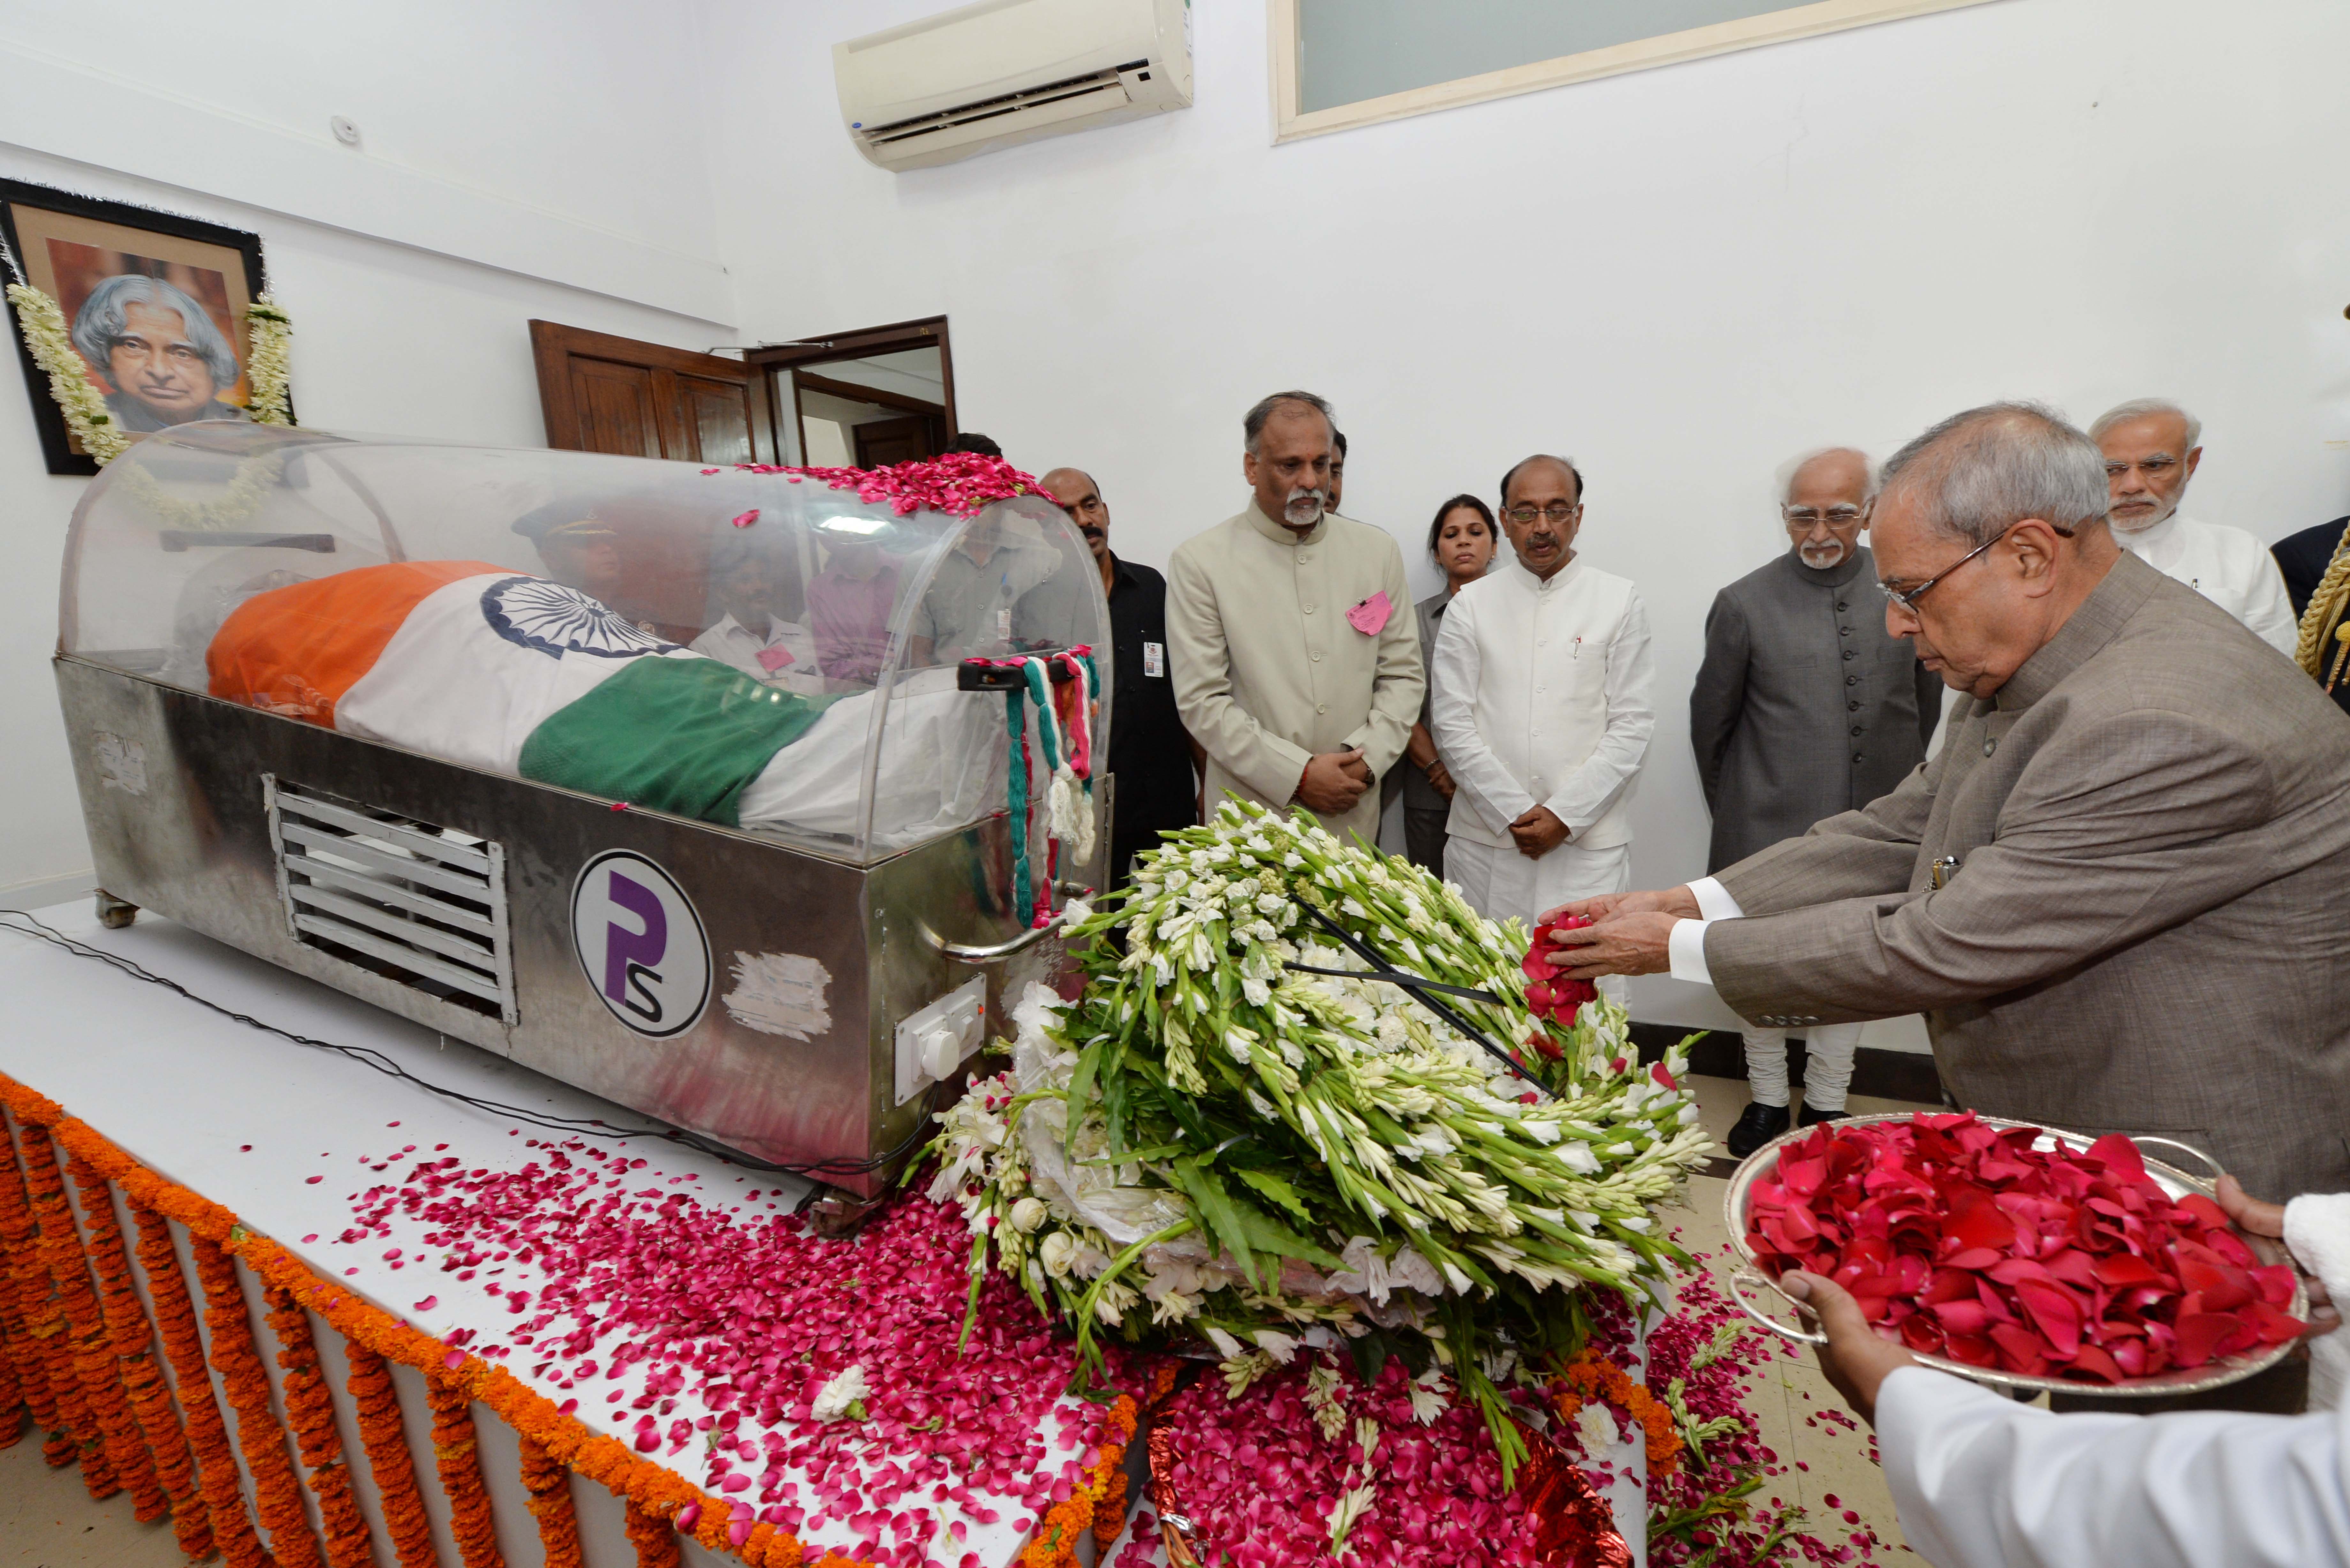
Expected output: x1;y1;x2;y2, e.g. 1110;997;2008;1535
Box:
7;280;295;464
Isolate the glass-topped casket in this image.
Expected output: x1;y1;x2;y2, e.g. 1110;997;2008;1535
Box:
55;424;1111;1191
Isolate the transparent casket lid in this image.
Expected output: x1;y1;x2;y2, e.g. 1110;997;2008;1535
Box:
59;424;1110;864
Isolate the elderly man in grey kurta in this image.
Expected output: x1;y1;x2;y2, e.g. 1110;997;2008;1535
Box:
1690;447;1942;1155
1547;402;2350;1213
1167;391;1422;844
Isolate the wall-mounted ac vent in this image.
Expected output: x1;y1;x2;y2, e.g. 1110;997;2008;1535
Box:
263;778;517;1024
835;0;1193;172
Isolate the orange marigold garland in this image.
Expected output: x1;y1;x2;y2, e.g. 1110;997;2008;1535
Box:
0;1109;62;1452
425;1371;508;1568
1555;1348;1681;1476
19;1122;152;1508
264;1282;377;1568
624;1495;685;1568
342;1340;440;1568
129;1199;269;1568
192;1232;328;1568
3;1108;102;1478
519;1432;587;1568
1019;1392;1139;1568
66;1160;212;1558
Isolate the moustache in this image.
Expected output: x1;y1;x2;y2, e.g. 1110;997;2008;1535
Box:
1282;488;1327;523
1799;539;1847;567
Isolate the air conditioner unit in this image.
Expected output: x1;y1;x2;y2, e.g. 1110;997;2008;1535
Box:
835;0;1193;172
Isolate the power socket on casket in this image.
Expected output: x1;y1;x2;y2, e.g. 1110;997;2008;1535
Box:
895;976;987;1105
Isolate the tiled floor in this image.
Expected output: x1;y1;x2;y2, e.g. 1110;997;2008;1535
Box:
1668;1072;1932;1561
2;1425;188;1567
5;1074;1932;1566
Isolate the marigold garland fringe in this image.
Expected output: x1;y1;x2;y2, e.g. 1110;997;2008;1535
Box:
0;1110;64;1454
130;1197;269;1568
20;1122;150;1507
193;1232;327;1568
265;1283;377;1568
343;1340;439;1568
0;1071;1150;1568
520;1432;587;1568
67;1160;213;1558
426;1372;508;1568
626;1495;685;1568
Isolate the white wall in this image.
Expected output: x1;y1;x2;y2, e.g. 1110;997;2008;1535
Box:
699;0;2350;1032
0;2;737;904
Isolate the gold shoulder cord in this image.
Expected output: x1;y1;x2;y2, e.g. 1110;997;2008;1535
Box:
2292;520;2350;694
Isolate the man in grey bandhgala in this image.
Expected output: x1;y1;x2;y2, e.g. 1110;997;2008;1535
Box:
1548;402;2350;1211
1690;447;1941;1155
69;274;250;433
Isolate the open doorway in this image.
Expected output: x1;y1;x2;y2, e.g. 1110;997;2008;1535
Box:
747;317;957;469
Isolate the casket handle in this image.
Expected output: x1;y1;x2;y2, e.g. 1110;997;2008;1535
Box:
1727;1268;1828;1347
925;909;1067;964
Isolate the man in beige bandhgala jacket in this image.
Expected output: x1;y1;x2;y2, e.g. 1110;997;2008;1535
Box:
1168;391;1422;845
1548;403;2350;1203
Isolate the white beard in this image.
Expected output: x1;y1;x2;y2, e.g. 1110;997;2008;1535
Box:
1282;488;1327;527
2109;499;2179;535
1798;539;1848;569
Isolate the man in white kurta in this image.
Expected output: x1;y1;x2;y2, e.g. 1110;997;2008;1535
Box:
1430;454;1654;949
1167;392;1421;845
2093;398;2296;655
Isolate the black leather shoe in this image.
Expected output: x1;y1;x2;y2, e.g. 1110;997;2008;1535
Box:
1726;1102;1792;1158
1798;1105;1849;1128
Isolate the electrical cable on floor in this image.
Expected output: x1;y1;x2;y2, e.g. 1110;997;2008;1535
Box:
0;908;939;1180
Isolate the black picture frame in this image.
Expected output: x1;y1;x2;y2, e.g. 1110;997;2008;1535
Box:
0;178;272;477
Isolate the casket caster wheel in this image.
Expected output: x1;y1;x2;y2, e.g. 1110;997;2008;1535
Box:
94;890;139;929
806;1187;892;1240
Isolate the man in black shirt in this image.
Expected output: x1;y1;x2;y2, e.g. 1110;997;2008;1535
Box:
1040;467;1199;886
2273;516;2350;717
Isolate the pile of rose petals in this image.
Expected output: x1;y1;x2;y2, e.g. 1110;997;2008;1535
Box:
337;1139;1146;1566
1744;1115;2303;1383
1521;916;1599;1045
1146;1354;1545;1568
703;452;1051;518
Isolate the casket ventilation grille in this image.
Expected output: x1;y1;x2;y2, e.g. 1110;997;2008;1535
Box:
262;777;518;1024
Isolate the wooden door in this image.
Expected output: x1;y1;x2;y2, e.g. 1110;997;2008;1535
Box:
853;415;936;467
529;320;768;464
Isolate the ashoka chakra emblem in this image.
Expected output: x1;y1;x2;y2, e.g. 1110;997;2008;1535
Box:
481;577;676;659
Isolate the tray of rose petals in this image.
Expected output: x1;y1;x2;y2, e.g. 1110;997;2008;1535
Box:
1724;1112;2309;1397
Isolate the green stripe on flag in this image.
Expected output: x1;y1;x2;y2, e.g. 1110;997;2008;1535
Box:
518;657;831;827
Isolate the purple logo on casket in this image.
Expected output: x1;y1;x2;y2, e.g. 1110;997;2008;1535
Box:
569;850;709;1039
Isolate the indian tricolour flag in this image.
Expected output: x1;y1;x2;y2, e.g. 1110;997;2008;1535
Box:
208;561;828;825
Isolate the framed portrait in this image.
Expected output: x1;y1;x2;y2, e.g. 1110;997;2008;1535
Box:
1;179;274;476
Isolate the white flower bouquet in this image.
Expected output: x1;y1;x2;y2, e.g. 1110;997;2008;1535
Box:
925;800;1713;1474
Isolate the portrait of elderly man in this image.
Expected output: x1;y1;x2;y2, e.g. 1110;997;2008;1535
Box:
1548;403;2350;1240
2091;397;2296;655
1690;447;1942;1155
1430;455;1654;963
1167;390;1421;843
68;273;250;433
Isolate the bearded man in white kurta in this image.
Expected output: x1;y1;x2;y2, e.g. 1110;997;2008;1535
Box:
1168;391;1422;844
1430;455;1655;969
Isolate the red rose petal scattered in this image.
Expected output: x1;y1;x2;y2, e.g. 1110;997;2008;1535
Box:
1747;1114;2304;1384
1523;915;1599;1037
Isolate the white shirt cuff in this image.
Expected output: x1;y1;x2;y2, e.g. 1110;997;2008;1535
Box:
1668;918;1715;985
1688;877;1745;921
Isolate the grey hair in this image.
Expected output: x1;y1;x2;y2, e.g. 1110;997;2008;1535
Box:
1878;402;2110;546
1498;454;1585;506
1243;389;1334;455
69;274;241;388
1776;446;1877;505
2088;397;2202;452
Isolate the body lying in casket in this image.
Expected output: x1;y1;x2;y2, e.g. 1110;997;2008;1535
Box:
203;560;1002;850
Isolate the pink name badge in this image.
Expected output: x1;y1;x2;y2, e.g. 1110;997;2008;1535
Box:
1345;591;1392;636
756;646;795;673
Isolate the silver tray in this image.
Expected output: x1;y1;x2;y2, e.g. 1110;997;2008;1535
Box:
1721;1112;2309;1398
